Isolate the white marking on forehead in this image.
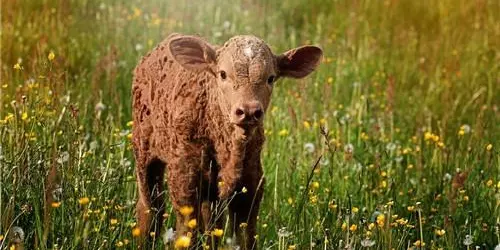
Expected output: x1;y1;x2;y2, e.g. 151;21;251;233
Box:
243;47;254;59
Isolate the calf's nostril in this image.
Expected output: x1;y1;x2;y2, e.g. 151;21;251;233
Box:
253;109;263;120
235;108;245;117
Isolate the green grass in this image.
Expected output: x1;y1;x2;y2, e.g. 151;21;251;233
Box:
1;0;499;249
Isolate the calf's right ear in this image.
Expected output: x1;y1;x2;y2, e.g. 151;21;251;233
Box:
168;35;217;74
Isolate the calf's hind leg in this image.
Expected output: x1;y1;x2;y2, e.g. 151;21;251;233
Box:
136;158;167;240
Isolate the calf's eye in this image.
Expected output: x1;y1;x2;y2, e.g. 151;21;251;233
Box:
267;75;275;85
220;71;227;80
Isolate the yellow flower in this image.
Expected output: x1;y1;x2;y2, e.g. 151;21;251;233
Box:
212;228;223;237
0;234;3;241
352;207;359;213
288;245;297;250
13;63;22;70
435;229;446;236
78;197;90;205
132;227;141;237
287;198;294;205
349;224;358;232
486;144;492;151
303;121;311;129
241;187;248;193
116;241;124;247
187;219;197;229
21;112;28;121
311;181;320;189
463;195;469;202
51;202;61;208
376;214;385;227
126;120;134;127
407;206;415;212
341;222;347;231
48;51;55;61
175;235;191;248
485;179;493;187
278;129;289;136
239;222;248;229
327;77;333;84
179;206;194;216
368;223;375;230
110;218;118;225
458;129;465;136
413;240;425;247
396;218;408;226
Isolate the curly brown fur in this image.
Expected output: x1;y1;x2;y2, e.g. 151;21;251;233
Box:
132;33;322;249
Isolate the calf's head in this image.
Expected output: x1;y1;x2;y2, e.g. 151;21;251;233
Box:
169;34;322;129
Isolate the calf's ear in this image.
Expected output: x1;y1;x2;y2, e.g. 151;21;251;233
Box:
168;35;217;73
277;45;323;79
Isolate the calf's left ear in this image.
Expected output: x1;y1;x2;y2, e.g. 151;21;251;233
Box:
277;45;323;79
168;35;217;74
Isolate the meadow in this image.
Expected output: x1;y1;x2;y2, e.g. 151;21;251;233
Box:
1;0;499;249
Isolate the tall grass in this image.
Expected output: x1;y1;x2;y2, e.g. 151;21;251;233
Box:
1;0;499;249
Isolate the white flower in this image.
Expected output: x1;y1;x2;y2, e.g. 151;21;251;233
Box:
304;143;315;153
277;227;291;238
344;143;354;154
386;142;396;152
463;234;473;246
223;20;231;29
162;228;175;243
360;238;375;247
9;226;25;243
57;151;70;164
95;102;106;112
461;124;471;133
135;43;143;51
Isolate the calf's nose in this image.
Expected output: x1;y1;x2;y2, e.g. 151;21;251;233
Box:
233;101;264;125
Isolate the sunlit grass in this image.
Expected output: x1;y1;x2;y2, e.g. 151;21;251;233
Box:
1;0;499;249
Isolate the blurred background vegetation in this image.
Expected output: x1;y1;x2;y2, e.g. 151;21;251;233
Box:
1;0;499;249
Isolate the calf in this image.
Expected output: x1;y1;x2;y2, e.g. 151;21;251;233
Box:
132;33;322;248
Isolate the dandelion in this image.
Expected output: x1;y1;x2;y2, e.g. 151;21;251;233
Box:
126;120;134;127
78;197;90;205
349;224;358;232
352;207;359;213
486;144;492;151
304;143;315;153
51;202;61;208
187;219;197;229
303;121;311;129
310;181;320;189
376;214;385;227
175;235;191;248
163;228;175;242
179;206;194;216
9;227;25;244
212;228;223;237
48;51;55;61
132;227;141;237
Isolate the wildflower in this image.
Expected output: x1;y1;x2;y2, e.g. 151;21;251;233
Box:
51;202;61;208
116;241;124;247
361;238;376;247
175;235;191;248
311;181;320;189
349;224;358;232
486;144;492;151
0;234;3;241
463;195;469;202
278;129;289;136
327;77;333;84
413;240;425;247
9;227;25;244
341;222;347;231
287;198;294;205
78;197;90;205
21;112;28;121
126;120;134;127
463;235;473;246
132;227;141;237
304;143;315;153
288;245;296;250
149;232;156;237
396;218;408;226
241;187;248;193
368;223;375;230
110;219;118;225
212;228;223;237
407;206;415;212
344;143;354;154
187;219;197;229
48;51;55;61
163;228;175;242
278;227;291;237
486;179;493;187
309;195;317;204
179;206;194;216
13;63;22;70
303;121;311;129
435;229;445;236
239;222;248;229
352;207;359;213
375;215;385;228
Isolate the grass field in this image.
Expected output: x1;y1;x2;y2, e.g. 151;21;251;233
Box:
1;0;499;249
